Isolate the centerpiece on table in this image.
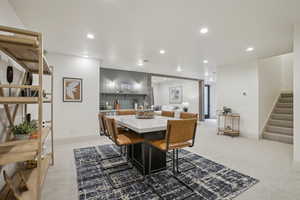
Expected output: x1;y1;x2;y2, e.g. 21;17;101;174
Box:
135;109;155;119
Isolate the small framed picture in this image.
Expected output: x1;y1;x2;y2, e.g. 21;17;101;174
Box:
169;86;183;104
63;77;83;102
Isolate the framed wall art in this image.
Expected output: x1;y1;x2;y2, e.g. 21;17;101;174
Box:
63;77;83;102
169;86;182;104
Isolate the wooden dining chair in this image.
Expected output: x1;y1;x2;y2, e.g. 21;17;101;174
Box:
148;119;197;175
180;112;198;119
116;110;136;115
98;113;107;136
161;111;175;118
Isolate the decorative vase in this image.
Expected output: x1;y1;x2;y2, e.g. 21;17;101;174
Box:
14;134;30;140
6;66;14;83
6;66;14;96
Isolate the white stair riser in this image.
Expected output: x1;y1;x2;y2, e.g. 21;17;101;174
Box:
281;94;293;98
263;132;293;144
274;108;293;114
279;98;293;103
266;126;293;135
271;114;293;121
276;103;293;108
268;120;293;128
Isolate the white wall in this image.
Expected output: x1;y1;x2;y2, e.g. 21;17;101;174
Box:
0;0;23;28
281;53;294;92
217;61;259;139
153;79;199;114
294;24;300;162
45;53;100;140
258;56;283;134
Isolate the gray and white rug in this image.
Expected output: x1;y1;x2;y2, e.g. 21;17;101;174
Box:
74;144;258;200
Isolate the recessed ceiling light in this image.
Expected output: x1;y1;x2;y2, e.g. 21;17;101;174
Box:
83;55;89;58
246;47;254;52
209;77;214;82
200;27;209;34
159;49;166;54
177;66;182;72
203;60;208;64
87;33;95;39
205;72;209;76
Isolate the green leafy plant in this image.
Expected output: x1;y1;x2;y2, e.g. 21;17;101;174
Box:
11;121;37;136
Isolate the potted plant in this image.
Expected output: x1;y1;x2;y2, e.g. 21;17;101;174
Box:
11;121;37;140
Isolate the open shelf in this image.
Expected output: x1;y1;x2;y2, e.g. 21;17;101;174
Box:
0;154;52;200
0;140;38;165
0;85;40;90
20;154;52;200
0;97;51;104
0;27;51;75
0;128;51;166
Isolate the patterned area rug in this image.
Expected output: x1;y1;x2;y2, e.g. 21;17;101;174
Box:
74;144;258;200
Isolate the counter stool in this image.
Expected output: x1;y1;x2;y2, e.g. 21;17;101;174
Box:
179;112;198;120
161;111;175;118
104;117;145;188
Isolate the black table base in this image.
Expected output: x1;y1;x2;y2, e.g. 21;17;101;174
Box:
127;131;166;175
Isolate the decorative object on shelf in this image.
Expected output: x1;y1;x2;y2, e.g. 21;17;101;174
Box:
217;113;240;137
25;113;31;122
114;99;120;110
63;77;83;102
169;86;182;104
182;102;189;112
24;160;38;169
222;106;232;115
6;64;14;96
11;120;37;140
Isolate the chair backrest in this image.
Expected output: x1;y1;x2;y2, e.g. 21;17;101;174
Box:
161;111;175;118
180;112;198;119
165;119;197;150
117;110;136;115
104;117;119;144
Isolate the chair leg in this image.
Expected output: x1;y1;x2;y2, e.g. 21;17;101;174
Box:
142;143;146;176
176;149;179;174
148;146;152;175
172;149;176;174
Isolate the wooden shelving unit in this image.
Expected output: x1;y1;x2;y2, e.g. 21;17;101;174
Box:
0;25;54;200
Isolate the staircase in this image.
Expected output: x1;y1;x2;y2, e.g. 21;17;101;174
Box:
263;93;293;144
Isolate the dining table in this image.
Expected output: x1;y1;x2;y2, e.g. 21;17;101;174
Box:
107;114;177;175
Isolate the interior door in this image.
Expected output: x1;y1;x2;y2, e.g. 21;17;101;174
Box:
204;85;210;119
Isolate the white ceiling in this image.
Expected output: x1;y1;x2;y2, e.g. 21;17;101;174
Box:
9;0;300;79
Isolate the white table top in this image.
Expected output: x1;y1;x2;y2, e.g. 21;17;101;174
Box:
107;115;177;133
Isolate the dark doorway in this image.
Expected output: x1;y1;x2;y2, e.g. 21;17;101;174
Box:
204;85;210;119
